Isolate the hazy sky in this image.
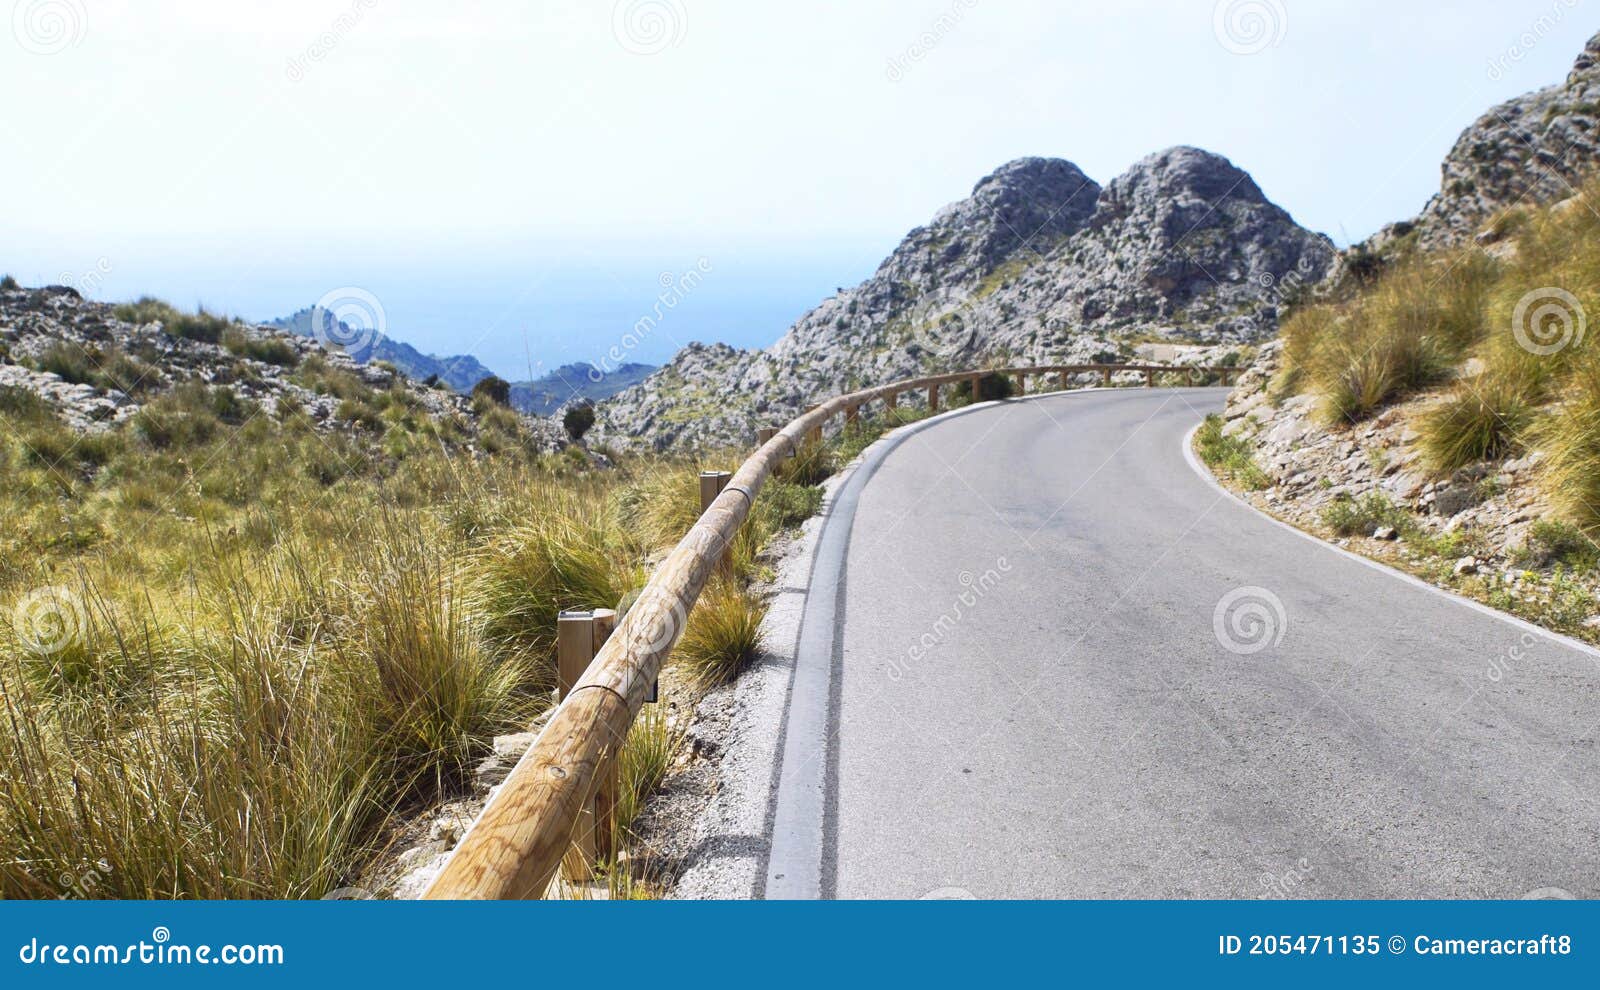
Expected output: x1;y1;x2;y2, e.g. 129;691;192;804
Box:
3;1;1595;377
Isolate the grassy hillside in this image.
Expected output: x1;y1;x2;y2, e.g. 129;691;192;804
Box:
1278;178;1600;528
0;310;839;899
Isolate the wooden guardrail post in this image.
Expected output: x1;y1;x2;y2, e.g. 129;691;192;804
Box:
1014;372;1026;395
885;390;898;414
1143;368;1154;388
756;426;777;447
700;470;733;577
589;608;618;864
927;383;939;413
556;608;618;879
845;402;859;428
1100;366;1112;386
968;373;982;403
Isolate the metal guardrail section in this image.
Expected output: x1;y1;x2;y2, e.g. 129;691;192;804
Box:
422;363;1237;898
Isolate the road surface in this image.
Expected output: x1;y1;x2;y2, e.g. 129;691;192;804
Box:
765;387;1600;899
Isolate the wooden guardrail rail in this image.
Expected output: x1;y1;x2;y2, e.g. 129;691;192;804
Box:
422;362;1237;899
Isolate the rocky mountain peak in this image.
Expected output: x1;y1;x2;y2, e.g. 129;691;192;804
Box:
1099;146;1266;214
596;145;1333;451
886;156;1100;288
954;156;1102;245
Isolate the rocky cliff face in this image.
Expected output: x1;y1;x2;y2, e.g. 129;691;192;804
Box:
1367;30;1600;255
598;146;1334;450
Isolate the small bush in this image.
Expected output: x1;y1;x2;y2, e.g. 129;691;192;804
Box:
563;401;596;441
346;530;528;786
336;397;386;435
1322;491;1410;537
756;479;823;530
1194;414;1270;489
223;329;300;368
0;274;19;291
1513;519;1600;571
673;581;765;688
472;375;512;408
777;439;837;485
1280;252;1493;422
0;385;52;420
113;297;232;343
34;341;97;385
953;371;1017;404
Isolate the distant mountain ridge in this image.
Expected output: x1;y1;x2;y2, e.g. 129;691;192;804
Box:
512;362;656;416
268;306;495;392
268;307;656;414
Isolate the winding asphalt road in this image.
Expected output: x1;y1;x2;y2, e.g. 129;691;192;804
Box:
764;387;1600;899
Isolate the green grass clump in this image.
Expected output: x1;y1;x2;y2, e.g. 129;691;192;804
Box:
223;328;300;368
614;705;681;838
1321;491;1410;537
1415;373;1534;473
672;581;766;688
1513;519;1600;571
1194;414;1271;489
113;297;235;344
1527;357;1600;532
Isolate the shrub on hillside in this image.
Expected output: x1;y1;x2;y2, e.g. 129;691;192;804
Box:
953;370;1017;404
1513;519;1600;571
563;401;596;441
472;375;512;408
1322;491;1409;537
1194;414;1271;489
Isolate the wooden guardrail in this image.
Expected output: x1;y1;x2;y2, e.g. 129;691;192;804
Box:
422;362;1237;899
